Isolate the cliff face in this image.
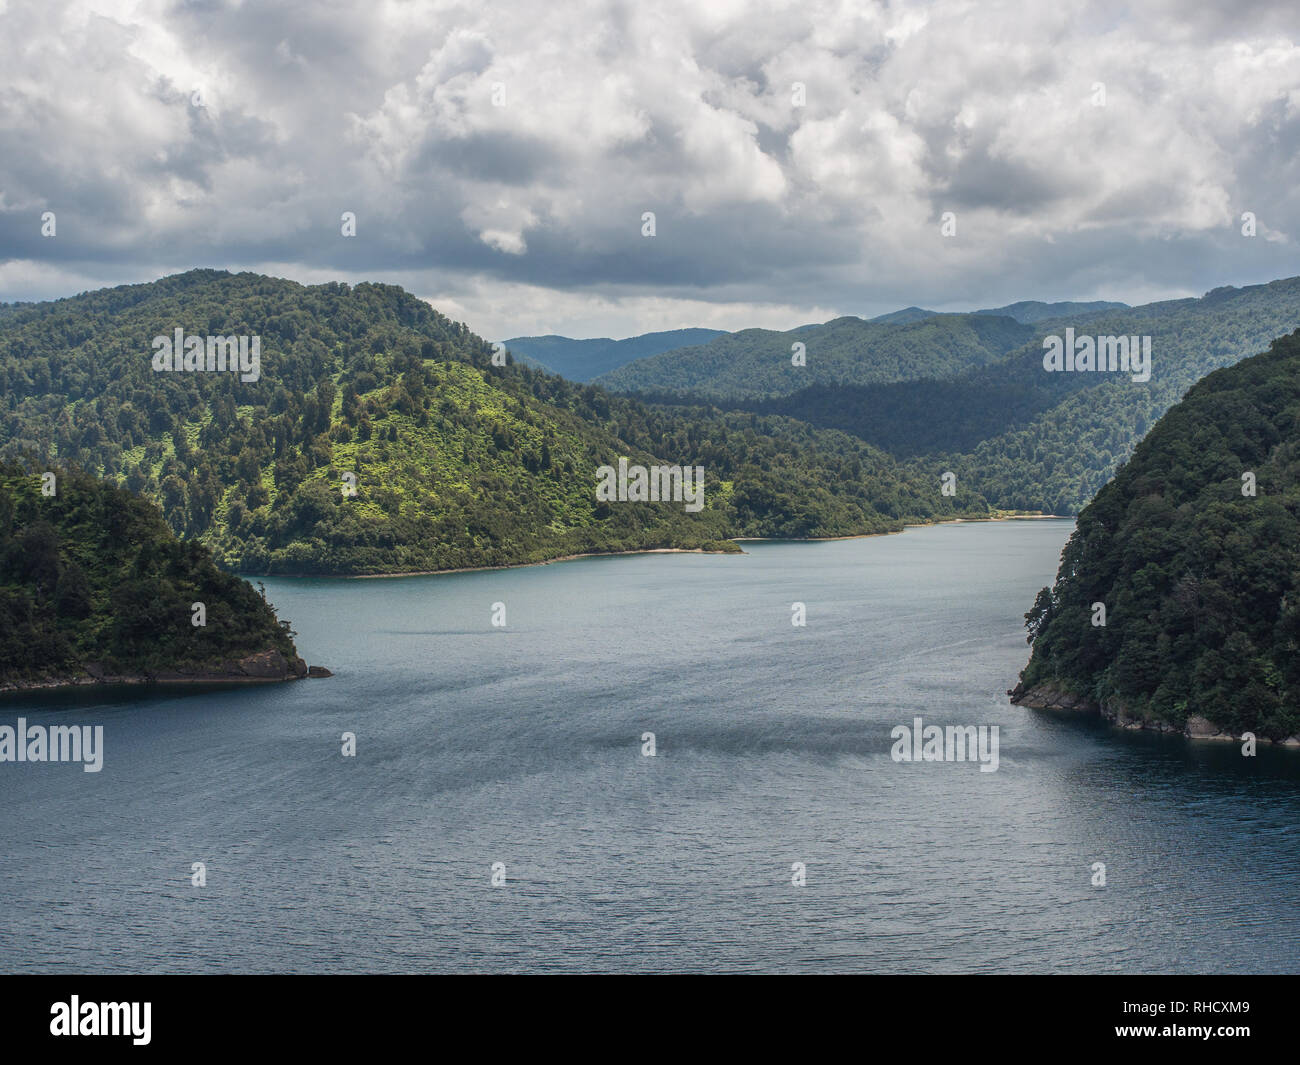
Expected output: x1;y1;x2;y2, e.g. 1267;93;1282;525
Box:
1013;330;1300;743
0;465;325;691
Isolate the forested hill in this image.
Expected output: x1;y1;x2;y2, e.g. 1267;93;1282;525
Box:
867;300;1126;327
594;312;1034;401
971;299;1127;324
0;270;991;575
1012;329;1300;741
754;276;1300;514
0;465;306;689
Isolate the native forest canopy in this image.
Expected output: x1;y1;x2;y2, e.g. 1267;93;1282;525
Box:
0;271;992;576
602;277;1300;515
0;464;301;687
1015;329;1300;739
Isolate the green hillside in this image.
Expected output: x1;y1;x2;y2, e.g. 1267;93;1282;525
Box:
752;277;1300;513
1012;329;1300;740
0;464;305;688
0;271;992;575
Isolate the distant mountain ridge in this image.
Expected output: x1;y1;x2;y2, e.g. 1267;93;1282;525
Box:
973;299;1128;323
757;277;1300;513
501;328;728;381
594;312;1036;401
869;306;936;324
870;300;1128;326
595;301;1129;401
504;301;1128;391
587;276;1300;515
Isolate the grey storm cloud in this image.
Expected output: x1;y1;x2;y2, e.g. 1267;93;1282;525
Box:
2;0;1299;338
413;130;563;187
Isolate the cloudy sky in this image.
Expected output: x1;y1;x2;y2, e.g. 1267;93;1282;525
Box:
1;0;1298;340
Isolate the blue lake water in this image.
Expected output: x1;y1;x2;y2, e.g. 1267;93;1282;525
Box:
2;519;1298;973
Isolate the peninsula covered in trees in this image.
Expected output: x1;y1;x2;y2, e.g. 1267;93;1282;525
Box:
1011;330;1300;743
0;464;314;691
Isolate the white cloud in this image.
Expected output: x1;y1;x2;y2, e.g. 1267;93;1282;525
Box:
1;0;1298;337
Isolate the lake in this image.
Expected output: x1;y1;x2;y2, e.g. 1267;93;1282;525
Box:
2;519;1298;973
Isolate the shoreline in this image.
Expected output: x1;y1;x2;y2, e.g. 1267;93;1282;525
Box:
1011;684;1300;748
0;673;300;695
260;512;1074;580
313;545;727;581
1;651;332;697
734;513;1073;544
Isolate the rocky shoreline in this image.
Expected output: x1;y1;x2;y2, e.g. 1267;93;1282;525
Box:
0;649;332;694
1009;682;1300;747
